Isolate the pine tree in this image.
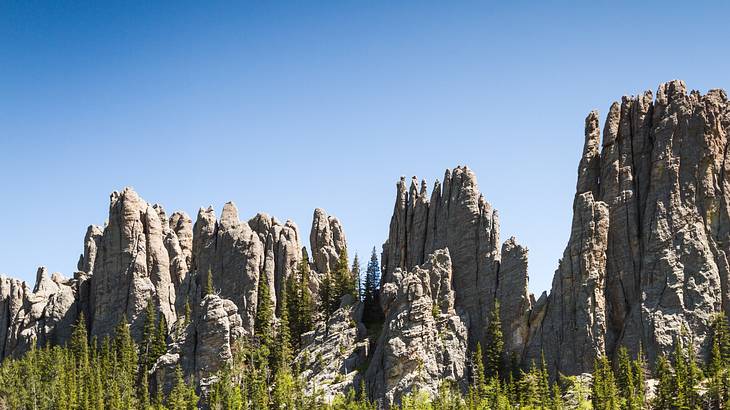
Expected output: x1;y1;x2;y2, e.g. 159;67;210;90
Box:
552;382;564;410
353;253;363;300
592;356;619;410
320;271;333;317
255;273;275;354
654;354;673;409
617;346;636;409
272;366;296;409
684;334;702;409
287;248;315;351
298;247;315;335
713;312;730;364
70;313;89;366
473;342;487;394
153;314;168;361
485;300;505;379
168;366;187;410
139;369;150;409
331;247;355;310
141;299;157;370
273;276;292;374
114;315;139;408
709;314;730;407
538;351;551;407
363;247;384;325
633;344;647;409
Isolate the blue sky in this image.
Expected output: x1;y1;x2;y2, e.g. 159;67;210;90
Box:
1;1;729;294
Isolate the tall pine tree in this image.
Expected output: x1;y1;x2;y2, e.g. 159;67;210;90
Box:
485;300;505;379
255;272;275;355
363;247;384;325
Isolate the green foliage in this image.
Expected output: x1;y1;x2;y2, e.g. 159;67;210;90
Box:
255;272;275;354
362;247;384;325
0;310;724;410
321;248;358;320
592;355;619;410
0;314;194;410
672;330;703;410
654;353;674;409
472;343;486;393
287;248;315;351
352;253;361;300
485;300;505;379
272;275;292;375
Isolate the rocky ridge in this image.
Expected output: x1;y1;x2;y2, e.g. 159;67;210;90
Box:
0;80;728;404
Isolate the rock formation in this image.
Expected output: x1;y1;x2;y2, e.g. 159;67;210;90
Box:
0;185;349;396
379;81;730;379
0;268;77;358
89;188;177;340
528;80;730;372
296;295;369;402
381;168;534;362
151;294;245;393
367;249;468;406
1;79;729;404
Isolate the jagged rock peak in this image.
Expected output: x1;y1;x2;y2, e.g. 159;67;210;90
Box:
309;208;347;274
90;186;177;340
382;166;530;354
531;80;730;375
367;248;468;406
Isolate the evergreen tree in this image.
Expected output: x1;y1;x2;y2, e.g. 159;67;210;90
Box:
352;253;361;300
538;351;551;407
552;382;564;410
287;248;315;351
114;315;139;408
139;370;150;409
298;247;315;335
331;247;356;310
654;354;673;409
633;344;647;409
617;346;637;409
592;356;619;410
713;312;730;364
255;273;275;354
684;334;703;409
141;299;157;371
320;271;333;318
70;312;89;366
168;366;192;410
153;314;168;361
472;342;487;394
363;247;384;325
485;300;505;379
272;366;297;409
273;276;292;374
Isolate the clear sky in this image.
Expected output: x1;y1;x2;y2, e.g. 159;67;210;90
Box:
2;1;729;295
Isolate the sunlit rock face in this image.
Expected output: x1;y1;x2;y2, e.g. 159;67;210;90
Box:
1;80;730;400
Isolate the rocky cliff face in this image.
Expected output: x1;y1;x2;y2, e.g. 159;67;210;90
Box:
0;186;350;393
1;79;728;403
296;295;369;402
381;168;534;363
529;80;730;373
378;80;730;378
0;268;77;358
367;249;469;406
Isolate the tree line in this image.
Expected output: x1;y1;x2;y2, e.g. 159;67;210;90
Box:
4;247;730;409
